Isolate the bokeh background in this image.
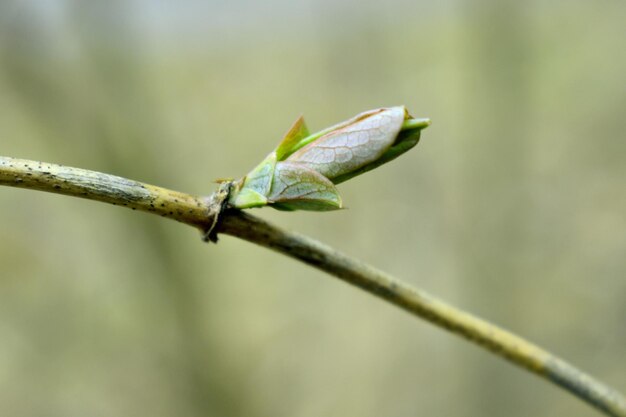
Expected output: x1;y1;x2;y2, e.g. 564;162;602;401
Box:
1;1;624;416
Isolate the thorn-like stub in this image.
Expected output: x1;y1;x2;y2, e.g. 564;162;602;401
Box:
202;181;234;243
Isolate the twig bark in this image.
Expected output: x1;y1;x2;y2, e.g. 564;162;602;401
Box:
1;155;625;417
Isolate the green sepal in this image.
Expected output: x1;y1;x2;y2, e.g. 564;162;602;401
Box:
228;153;276;208
275;116;310;161
229;187;268;209
244;153;276;195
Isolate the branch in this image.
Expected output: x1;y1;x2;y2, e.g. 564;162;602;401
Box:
1;155;625;417
0;156;211;229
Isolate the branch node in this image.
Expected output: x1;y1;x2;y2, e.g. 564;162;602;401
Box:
202;181;234;243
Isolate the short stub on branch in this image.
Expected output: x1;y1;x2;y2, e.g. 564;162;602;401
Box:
203;180;234;243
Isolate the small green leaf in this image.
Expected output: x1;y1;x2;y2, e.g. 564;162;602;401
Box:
240;153;276;196
267;161;342;211
229;153;276;208
275;116;310;161
229;187;267;209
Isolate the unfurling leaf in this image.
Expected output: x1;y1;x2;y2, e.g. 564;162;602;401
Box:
275;116;310;161
227;106;430;211
268;162;341;211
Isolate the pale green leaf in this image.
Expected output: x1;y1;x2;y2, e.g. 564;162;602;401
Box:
268;161;342;211
285;106;406;181
240;153;276;196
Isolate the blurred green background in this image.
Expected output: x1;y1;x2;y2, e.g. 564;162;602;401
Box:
1;1;624;416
